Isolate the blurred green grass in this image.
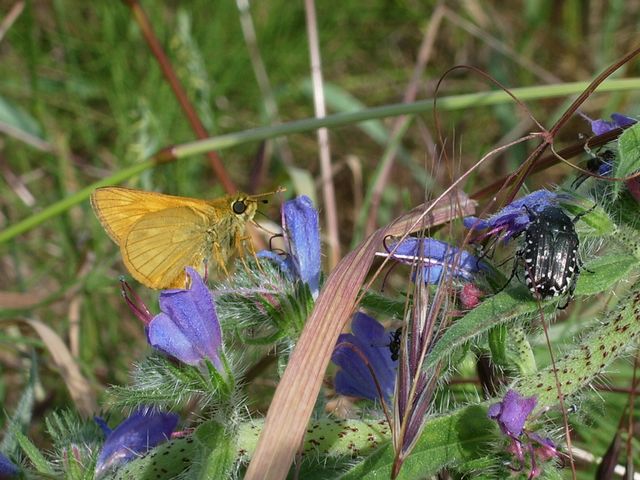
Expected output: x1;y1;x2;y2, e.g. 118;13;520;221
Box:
1;0;639;473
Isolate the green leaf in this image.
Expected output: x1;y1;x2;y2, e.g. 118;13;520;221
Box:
517;281;640;407
424;285;547;371
237;418;391;463
574;253;639;296
615;122;640;198
506;326;537;375
338;405;496;479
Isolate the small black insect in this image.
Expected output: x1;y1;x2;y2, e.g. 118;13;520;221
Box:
512;205;586;308
388;327;402;361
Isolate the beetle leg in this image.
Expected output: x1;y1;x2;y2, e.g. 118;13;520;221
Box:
571;203;598;224
494;256;519;295
576;250;595;274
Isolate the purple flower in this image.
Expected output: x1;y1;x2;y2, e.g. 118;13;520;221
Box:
379;237;483;284
332;313;398;404
147;267;223;368
489;390;559;478
488;389;537;438
464;189;559;242
0;452;18;479
95;409;178;477
581;112;636;135
260;196;321;298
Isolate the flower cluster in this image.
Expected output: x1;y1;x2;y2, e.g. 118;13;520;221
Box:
488;390;558;478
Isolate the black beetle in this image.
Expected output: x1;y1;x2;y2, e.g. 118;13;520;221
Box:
508;205;587;308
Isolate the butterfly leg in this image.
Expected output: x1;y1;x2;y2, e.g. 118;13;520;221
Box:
212;242;231;276
236;232;264;274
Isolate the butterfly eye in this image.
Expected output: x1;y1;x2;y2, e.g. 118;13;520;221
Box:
232;200;247;215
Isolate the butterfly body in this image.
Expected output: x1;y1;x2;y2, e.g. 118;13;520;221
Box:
91;187;260;289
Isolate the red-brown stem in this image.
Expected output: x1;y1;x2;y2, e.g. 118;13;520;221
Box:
123;0;235;193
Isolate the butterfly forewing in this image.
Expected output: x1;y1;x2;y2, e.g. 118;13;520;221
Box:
90;187;212;243
123;206;216;289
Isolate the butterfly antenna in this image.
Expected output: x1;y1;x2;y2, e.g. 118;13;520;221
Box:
249;186;287;202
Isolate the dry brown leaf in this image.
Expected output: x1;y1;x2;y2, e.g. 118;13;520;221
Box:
20;319;96;416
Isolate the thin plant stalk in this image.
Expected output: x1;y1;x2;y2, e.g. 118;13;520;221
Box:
304;0;340;268
363;3;445;238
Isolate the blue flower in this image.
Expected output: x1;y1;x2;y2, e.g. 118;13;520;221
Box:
147;267;223;368
0;452;19;479
488;389;537;438
95;409;178;477
380;237;484;284
332;313;398;404
464;189;559;242
581;112;636;135
260;195;321;298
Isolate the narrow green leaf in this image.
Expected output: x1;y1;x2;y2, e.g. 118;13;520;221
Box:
0;95;43;139
574;252;639;296
1;355;37;455
103;435;199;480
13;430;55;475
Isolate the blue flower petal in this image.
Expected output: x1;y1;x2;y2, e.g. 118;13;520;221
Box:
95;410;178;477
464;190;559;241
0;452;19;478
332;313;398;403
586;112;636;135
148;267;222;368
386;238;483;284
257;250;295;279
148;313;206;366
283;196;321;298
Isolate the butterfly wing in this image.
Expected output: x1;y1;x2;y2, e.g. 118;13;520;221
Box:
90;187;211;243
121;206;215;289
